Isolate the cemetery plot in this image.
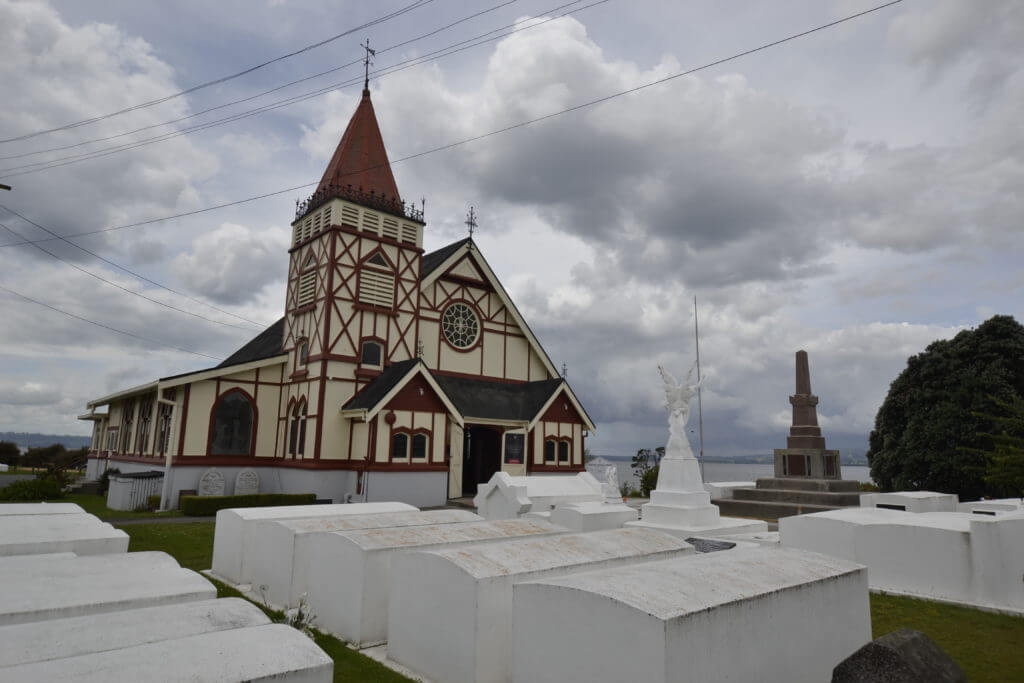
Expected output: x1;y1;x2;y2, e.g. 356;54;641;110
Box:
211;501;417;584
247;509;481;607
0;551;215;626
305;518;567;647
0;512;128;556
1;623;333;683
387;527;693;683
512;547;870;683
473;472;605;519
0;503;85;516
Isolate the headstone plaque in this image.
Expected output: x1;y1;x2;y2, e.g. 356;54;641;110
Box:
235;468;260;496
198;468;225;497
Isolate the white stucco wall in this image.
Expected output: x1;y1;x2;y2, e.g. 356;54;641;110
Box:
0;513;128;557
211;502;416;584
304;518;565;646
245;509;480;607
511;547;869;683
388;528;693;683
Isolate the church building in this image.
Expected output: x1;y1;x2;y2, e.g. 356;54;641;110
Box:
81;86;595;509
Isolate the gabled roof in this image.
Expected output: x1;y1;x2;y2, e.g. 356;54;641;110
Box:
217;317;285;369
421;237;471;278
432;374;562;422
342;359;419;411
317;89;401;201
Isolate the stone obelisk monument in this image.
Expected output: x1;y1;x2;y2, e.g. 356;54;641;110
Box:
626;362;767;538
773;350;842;479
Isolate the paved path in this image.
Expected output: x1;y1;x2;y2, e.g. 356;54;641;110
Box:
111;516;214;525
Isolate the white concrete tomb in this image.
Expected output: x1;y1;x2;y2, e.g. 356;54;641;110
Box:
0;551;215;626
473;472;604;520
860;491;959;513
704;481;756;500
512;546;869;683
246;509;481;607
0;598;269;667
548;501;638;532
305;518;565;647
0;503;85;516
388;527;693;683
0;513;128;557
2;623;332;683
211;501;416;583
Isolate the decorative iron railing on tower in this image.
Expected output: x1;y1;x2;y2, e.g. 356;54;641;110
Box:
295;183;424;223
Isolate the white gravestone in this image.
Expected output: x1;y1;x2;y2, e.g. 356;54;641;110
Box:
0;513;128;557
305;518;566;647
512;547;870;683
0;551;215;626
246;509;481;608
474;472;604;520
388;527;693;683
2;624;333;683
626;363;766;537
548;501;638;532
198;469;225;497
211;502;417;584
0;503;85;516
585;457;622;503
860;491;959;513
234;469;260;496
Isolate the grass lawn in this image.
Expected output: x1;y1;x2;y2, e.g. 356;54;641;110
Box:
870;592;1024;682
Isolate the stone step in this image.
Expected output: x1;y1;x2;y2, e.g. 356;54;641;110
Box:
755;477;861;493
713;499;841;522
732;488;862;507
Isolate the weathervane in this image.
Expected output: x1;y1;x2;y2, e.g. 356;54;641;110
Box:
465;206;477;240
362;38;376;91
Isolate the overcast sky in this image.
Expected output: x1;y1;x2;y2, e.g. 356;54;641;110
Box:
0;0;1020;456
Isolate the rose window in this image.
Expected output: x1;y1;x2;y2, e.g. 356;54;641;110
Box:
442;303;480;349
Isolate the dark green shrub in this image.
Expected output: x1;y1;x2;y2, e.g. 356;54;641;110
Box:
180;493;317;516
97;468;120;496
0;478;64;501
146;494;162;511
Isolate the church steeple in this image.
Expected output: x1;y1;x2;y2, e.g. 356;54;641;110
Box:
316;89;401;203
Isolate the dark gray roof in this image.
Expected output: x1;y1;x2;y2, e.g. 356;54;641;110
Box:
421;238;471;278
432;374;564;421
217;317;286;369
342;359;419;410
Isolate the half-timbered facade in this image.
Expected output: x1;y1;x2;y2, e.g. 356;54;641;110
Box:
82;88;594;508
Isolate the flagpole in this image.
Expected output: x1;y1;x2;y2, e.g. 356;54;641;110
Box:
694;295;705;481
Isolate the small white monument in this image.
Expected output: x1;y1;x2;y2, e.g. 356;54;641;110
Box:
198;468;225;497
627;363;767;537
234;469;260;496
585;457;622;503
473;472;604;520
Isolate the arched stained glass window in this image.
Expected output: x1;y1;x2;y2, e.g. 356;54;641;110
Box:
211;391;254;455
392;432;409;461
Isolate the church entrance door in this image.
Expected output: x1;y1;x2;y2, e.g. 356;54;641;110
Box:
462;425;502;496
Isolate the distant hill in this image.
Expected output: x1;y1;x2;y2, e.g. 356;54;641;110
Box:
0;432;91;451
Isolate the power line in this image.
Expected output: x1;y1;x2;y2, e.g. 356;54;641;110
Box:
0;283;221;360
0;0;904;249
0;0;436;145
0;0;595;177
0;219;256;332
0;203;268;328
0;0;524;163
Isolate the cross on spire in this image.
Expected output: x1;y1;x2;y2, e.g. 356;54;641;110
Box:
465;206;477;240
561;362;568;378
362;38;376;92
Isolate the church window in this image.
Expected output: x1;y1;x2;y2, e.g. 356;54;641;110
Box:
106;429;118;453
544;439;556;464
211;390;254;456
157;402;173;456
392;432;409;461
297;271;316;308
358;252;395;308
120;399;135;454
136;395;154;455
361;340;382;367
411;433;428;461
289;399;307;457
441;302;479;349
296;339;309;367
558;440;570;464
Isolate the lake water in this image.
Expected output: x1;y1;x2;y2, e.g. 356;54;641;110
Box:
601;457;873;489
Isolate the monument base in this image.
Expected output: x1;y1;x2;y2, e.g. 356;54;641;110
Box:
625;515;767;539
773;448;842;479
627;487;768;538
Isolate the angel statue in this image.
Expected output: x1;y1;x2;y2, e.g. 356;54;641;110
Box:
658;362;701;461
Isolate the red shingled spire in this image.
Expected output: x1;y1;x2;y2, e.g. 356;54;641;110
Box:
316;89;401;202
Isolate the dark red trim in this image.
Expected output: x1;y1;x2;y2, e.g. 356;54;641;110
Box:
528;464;586;473
289;224;426;255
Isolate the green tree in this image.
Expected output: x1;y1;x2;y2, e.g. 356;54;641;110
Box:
975;396;1024;499
632;447;664;497
0;440;19;467
867;315;1024;499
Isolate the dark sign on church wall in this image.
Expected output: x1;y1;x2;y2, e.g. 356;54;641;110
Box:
504;432;524;464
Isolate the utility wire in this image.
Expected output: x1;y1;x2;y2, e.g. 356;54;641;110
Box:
0;0;594;177
0;0;436;145
0;219;256;332
0;0;903;249
0;283;221;360
0;203;268;328
0;0;524;163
